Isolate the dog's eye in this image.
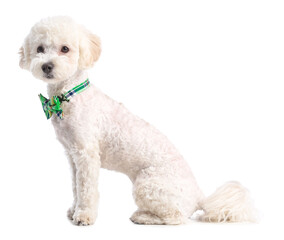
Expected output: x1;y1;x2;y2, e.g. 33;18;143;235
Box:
61;46;69;53
37;46;44;53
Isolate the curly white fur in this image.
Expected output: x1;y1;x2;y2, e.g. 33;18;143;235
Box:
19;16;257;226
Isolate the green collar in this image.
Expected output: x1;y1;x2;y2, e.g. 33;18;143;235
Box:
39;79;90;120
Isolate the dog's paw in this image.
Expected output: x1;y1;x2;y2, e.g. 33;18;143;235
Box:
130;210;165;225
72;209;96;226
130;210;186;225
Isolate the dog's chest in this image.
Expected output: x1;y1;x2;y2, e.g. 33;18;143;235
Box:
51;98;99;150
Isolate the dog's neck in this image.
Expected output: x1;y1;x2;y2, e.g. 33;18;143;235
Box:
47;70;88;98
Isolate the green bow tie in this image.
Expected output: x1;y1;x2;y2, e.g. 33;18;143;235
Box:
39;94;67;119
38;79;90;120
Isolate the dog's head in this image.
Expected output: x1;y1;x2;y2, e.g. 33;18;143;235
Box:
19;16;101;83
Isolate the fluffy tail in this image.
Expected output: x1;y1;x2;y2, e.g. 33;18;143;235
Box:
198;181;257;223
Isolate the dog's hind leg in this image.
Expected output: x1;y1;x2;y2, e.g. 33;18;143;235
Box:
130;174;188;225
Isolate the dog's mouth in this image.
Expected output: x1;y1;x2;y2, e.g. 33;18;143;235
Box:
44;73;54;79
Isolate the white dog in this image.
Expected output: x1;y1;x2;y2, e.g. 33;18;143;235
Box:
19;16;256;226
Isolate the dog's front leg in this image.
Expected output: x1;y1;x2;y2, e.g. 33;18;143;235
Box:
72;147;101;226
66;152;77;220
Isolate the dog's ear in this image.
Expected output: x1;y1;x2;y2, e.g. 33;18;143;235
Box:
78;26;101;70
19;41;30;70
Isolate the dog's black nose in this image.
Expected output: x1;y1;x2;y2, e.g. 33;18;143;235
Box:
41;62;54;74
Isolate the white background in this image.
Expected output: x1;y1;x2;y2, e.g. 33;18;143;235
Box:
0;0;283;239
